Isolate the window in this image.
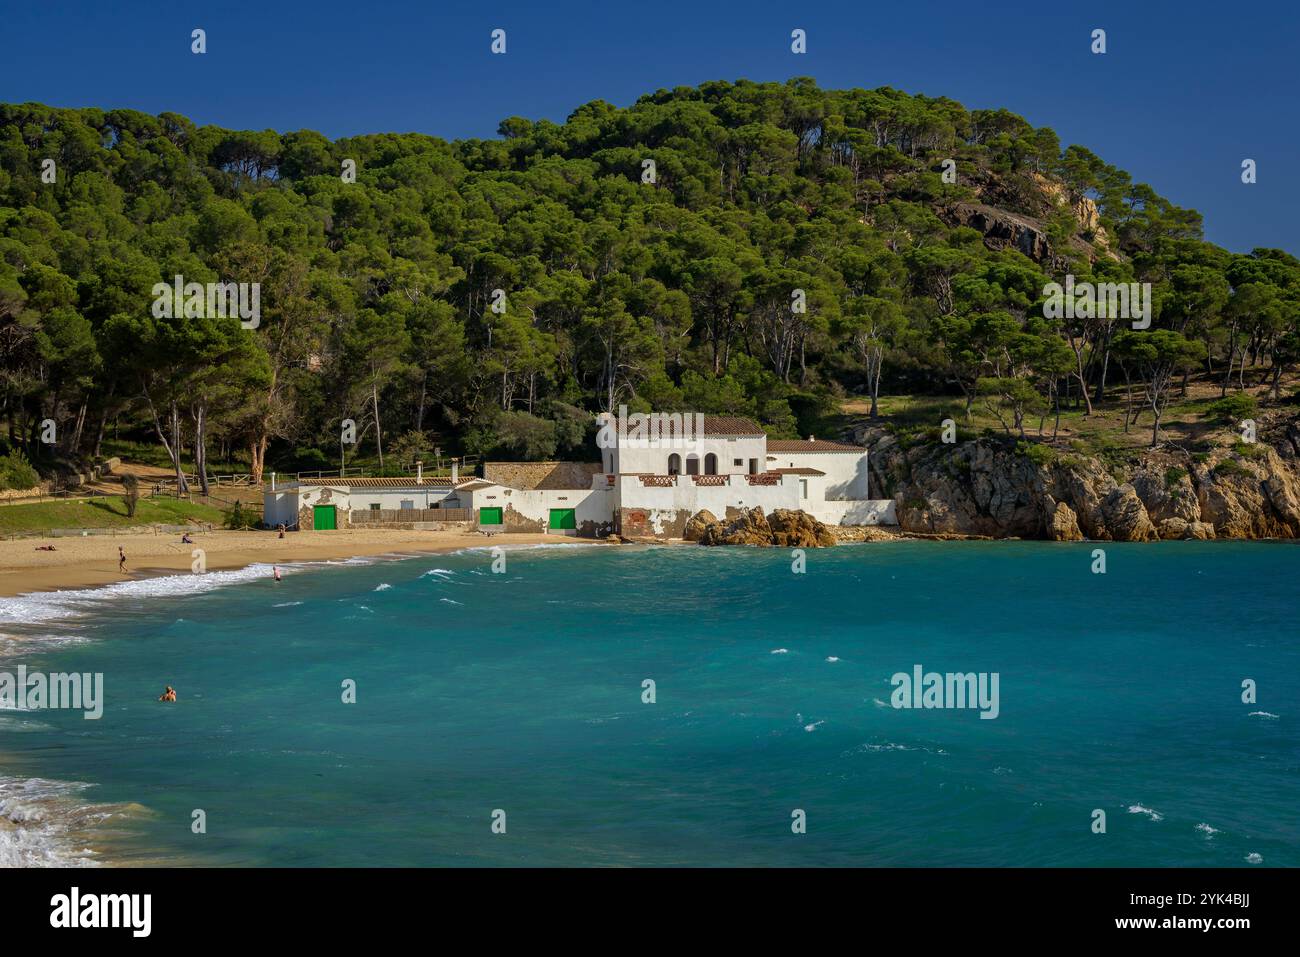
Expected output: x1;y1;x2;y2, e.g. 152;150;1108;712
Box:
748;459;757;474
733;459;743;467
667;453;681;475
369;503;380;511
704;453;717;475
686;455;700;476
800;479;808;499
400;500;414;510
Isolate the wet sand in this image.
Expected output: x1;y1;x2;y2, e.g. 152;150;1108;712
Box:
0;528;600;598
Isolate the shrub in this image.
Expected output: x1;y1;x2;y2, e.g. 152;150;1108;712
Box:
1164;466;1187;489
1207;393;1257;424
0;449;40;491
1016;441;1056;467
1213;459;1251;478
224;501;251;529
120;473;140;518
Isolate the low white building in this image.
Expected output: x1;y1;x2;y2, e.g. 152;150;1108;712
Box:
264;415;896;537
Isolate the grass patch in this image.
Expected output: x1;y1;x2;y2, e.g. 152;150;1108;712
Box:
0;497;226;534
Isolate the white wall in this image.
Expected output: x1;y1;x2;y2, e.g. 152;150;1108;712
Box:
615;473;800;516
345;487;453;510
768;451;870;499
464;484;613;533
811;500;897;526
263;490;300;527
615;435;767;476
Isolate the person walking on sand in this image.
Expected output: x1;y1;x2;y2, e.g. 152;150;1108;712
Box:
278;523;286;539
118;546;127;573
158;686;177;702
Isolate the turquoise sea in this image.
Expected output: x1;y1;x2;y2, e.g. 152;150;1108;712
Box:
1;541;1296;867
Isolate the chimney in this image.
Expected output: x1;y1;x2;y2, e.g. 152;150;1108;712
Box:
416;460;423;484
810;435;815;442
452;459;459;485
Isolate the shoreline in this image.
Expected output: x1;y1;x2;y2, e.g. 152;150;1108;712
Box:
0;528;607;601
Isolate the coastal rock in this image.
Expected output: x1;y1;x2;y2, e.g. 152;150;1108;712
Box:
699;506;772;546
1099;485;1158;542
1046;499;1084;541
1156;518;1216;541
768;509;836;548
683;509;718;543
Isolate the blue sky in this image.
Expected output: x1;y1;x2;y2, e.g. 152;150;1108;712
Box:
3;0;1296;253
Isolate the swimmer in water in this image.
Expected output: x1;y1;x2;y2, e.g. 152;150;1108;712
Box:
158;686;177;702
273;566;282;582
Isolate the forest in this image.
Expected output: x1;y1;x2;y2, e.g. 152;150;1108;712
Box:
2;78;1298;493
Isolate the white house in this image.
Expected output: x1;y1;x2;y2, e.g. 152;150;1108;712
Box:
264;415;896;537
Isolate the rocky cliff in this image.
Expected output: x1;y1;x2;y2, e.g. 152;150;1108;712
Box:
853;414;1300;542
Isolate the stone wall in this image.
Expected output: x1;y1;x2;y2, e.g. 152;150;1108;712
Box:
483;461;603;490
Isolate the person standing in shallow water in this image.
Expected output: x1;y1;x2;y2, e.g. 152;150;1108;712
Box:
158;686;177;702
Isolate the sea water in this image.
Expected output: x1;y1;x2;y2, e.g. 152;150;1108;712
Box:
1;541;1296;867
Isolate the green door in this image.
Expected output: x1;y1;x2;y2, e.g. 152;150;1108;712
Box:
548;508;576;530
479;507;503;525
313;505;336;530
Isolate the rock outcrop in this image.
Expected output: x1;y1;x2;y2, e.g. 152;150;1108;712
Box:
683;509;718;543
692;507;836;547
854;412;1300;543
768;509;837;548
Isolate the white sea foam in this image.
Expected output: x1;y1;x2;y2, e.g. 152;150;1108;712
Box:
1248;711;1279;719
373;583;393;591
872;698;889;708
1245;852;1263;864
770;648;789;655
439;598;463;606
0;564;276;628
421;568;454;579
272;601;303;608
1195;823;1219;837
0;775;104;868
825;656;840;662
804;720;824;732
1128;804;1163;822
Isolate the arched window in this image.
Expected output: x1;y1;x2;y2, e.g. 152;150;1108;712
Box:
667;453;681;475
704;453;717;475
685;454;700;476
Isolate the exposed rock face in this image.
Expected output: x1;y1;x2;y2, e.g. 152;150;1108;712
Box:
1156;518;1216;541
769;509;837;548
1046;499;1084;541
1100;485;1159;542
854;413;1300;542
692;507;835;547
946;202;1050;262
698;507;772;546
683;509;718;543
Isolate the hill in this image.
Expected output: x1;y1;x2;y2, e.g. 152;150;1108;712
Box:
2;78;1298;494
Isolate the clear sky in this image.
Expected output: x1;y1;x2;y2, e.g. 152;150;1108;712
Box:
3;0;1296;253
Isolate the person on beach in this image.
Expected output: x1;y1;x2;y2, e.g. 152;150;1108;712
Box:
181;532;194;544
273;566;282;582
278;524;286;539
118;546;127;572
34;544;57;551
158;686;177;702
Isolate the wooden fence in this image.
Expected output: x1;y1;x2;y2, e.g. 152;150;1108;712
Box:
349;508;473;524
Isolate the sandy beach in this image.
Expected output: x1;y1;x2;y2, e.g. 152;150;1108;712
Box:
0;528;600;599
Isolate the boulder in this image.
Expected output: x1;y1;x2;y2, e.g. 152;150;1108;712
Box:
768;509;836;548
1100;485;1159;542
1046;499;1084;541
699;507;772;546
683;509;719;543
1157;518;1216;541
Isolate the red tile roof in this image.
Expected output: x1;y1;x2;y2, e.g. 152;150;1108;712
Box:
766;439;864;453
769;467;826;476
